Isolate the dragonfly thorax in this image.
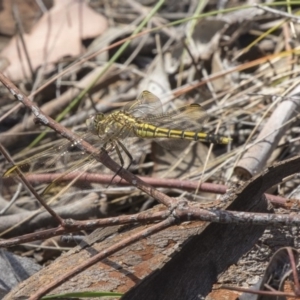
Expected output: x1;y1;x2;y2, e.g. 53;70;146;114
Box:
87;111;138;139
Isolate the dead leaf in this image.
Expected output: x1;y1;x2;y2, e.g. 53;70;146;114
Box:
0;0;108;81
0;0;53;36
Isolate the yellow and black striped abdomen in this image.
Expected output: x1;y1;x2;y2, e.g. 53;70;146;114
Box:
135;123;231;144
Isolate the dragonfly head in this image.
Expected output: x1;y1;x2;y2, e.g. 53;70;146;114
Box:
86;113;105;135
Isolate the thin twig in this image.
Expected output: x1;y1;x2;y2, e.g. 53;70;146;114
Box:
254;4;300;23
0;209;170;248
5;172;287;207
0;144;64;225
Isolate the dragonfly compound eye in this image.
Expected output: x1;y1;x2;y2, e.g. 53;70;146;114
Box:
86;114;104;135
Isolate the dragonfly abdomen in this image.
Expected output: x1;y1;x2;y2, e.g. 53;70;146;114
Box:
135;123;230;144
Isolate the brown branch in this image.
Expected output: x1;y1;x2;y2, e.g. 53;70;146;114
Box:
4;172;288;207
0;209;169;247
2;200;300;249
175;204;300;225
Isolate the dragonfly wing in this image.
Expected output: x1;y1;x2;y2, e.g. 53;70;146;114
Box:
42;153;96;195
123;90;163;118
4;131;101;179
3;138;73;178
142;103;208;131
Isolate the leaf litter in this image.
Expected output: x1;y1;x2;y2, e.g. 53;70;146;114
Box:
1;1;300;299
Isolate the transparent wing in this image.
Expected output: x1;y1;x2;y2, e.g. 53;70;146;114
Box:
3;131;104;194
41;152;96;195
123;90;163;118
4;138;74;178
141;103;208;131
3;121;135;194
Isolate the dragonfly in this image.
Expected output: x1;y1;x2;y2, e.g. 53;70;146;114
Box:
3;90;231;194
87;90;230;160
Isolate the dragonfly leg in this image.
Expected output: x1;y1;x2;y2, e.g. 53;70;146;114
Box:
114;141;125;168
107;140;124;187
101;142;109;153
117;140;133;170
108;140;133;187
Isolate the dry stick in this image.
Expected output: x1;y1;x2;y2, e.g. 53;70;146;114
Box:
0;209;169;248
29;216;175;300
0;144;64;225
0;72;176;209
0;182;22;215
18;172;287;206
179;206;300;226
287;247;300;295
9;172;227;194
4;197;300;249
255;4;300;22
236;84;300;178
0;190;293;249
